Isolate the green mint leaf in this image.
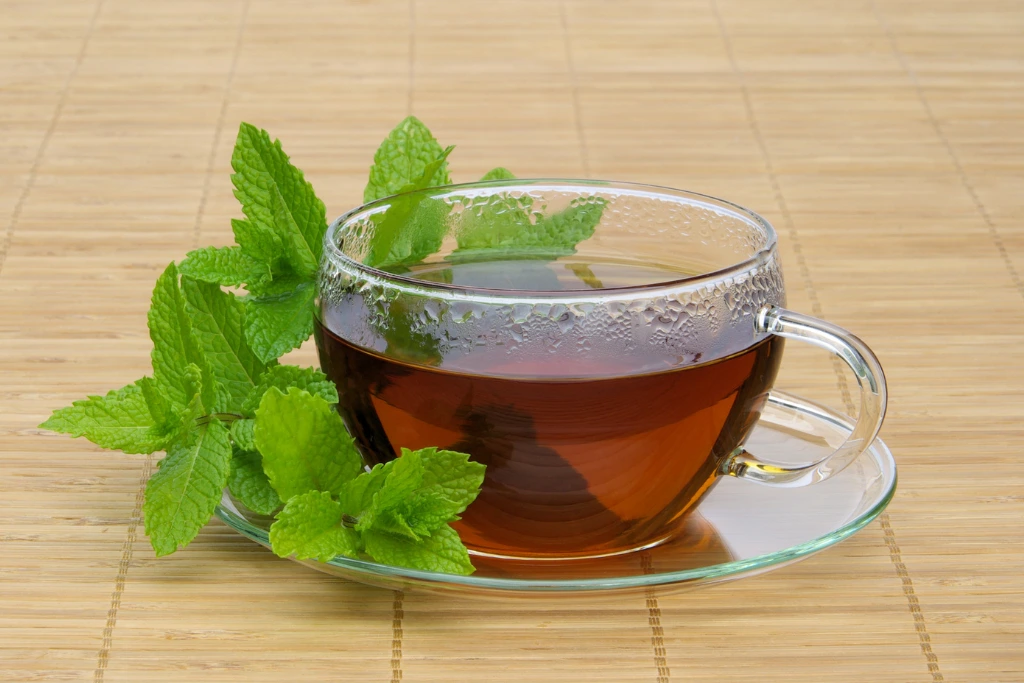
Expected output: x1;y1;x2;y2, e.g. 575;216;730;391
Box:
336;462;391;517
229;418;256;450
228;447;281;516
370;197;451;272
182;276;272;412
231;123;327;279
365;145;455;269
39;379;167;455
357;453;426;541
143;416;232;557
241;364;337;416
363;525;474;575
269;491;361;562
416;146;455;191
338;460;421;540
364;449;424;517
269;188;319;278
358;448;484;539
480;167;515;181
232;218;285;270
364;116;452;203
243;280;317;363
179;246;270;288
451;195;607;262
413;447;486;514
139;375;178;441
181;363;206;409
531;197;607;253
451;193;535;254
371;509;423;541
253;387;363;500
148;263;216;411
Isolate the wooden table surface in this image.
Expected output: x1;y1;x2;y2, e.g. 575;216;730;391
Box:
2;0;1022;681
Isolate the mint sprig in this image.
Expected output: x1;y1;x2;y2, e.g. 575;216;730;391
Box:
256;390;484;573
40;115;607;576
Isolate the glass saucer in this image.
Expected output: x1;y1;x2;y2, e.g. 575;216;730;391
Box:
214;391;896;597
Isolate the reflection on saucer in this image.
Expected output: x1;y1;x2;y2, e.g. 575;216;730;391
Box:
470;514;735;580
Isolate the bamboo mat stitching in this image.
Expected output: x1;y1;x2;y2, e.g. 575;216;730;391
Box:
880;514;944;681
708;1;945;680
0;0;105;282
391;590;405;683
870;1;1024;303
641;554;672;683
95;455;153;682
94;2;250;677
192;0;251;250
559;2;592;177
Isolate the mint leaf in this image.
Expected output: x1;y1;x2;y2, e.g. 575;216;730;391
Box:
232;218;284;270
241;364;338;416
231;123;326;279
243;281;317;363
253;388;364;500
480;167;515;181
39;380;166;455
451;192;536;254
143;416;232;556
337;462;391;516
181;363;206;409
364;116;453;203
370;197;451;271
269;188;320;279
179;246;270;288
229;418;256;450
269;491;361;562
139;376;178;443
363;525;474;575
182;276;272;412
451;195;607;262
530;197;607;253
357;450;425;537
363;450;424;519
228;447;281;516
365;145;454;268
414;447;486;514
358;448;483;539
148;263;216;411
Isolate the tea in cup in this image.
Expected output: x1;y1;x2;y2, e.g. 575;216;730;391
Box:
315;181;886;559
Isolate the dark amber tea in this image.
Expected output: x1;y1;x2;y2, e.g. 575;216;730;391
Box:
315;256;784;559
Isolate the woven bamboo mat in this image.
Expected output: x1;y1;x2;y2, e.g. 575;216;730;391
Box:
2;0;1022;681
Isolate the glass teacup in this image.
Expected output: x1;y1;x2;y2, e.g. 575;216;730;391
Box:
315;180;886;560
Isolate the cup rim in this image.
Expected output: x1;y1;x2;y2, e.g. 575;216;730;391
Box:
323;178;779;302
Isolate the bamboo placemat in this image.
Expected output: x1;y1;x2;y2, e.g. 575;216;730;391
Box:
2;0;1022;681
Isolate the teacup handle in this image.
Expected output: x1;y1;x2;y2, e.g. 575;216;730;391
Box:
722;305;888;486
